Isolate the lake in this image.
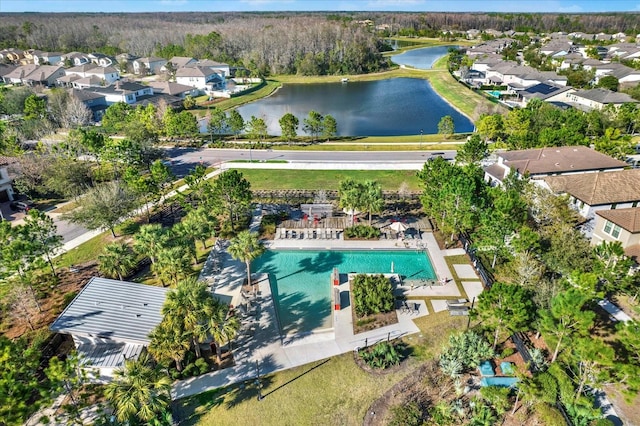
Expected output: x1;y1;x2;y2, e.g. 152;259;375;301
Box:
235;78;473;136
391;45;457;70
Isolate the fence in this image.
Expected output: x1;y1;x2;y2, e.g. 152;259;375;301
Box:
458;232;494;288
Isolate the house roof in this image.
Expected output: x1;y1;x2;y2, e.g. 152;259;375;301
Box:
22;65;63;81
167;56;197;68
67;63;98;73
483;163;508;182
50;277;169;345
76;341;144;368
147;81;194;95
176;65;216;78
596;208;640;233
499;146;628;176
74;75;104;86
544;169;640;205
521;82;572;100
572;88;637;105
134;93;182;107
90;81;148;95
69;88;106;102
136;56;166;64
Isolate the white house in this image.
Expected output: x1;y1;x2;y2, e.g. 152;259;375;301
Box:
132;57;167;75
189;59;230;78
161;56;197;73
65;63;120;85
4;64;65;87
561;88;638;111
50;277;169;382
176;66;224;93
33;51;63;66
88;81;153;105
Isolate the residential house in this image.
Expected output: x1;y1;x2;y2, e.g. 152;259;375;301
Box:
484;146;627;186
147;81;199;99
0;157;15;202
516;82;575;107
88;53;116;67
69;89;107;121
0;48;24;63
540;40;573;57
0;64;17;84
542;169;640;235
50;277;169;381
132;57;167;75
64;63;120;85
470;54;503;73
562;88;637;111
4;64;65;87
88;81;153;105
33;51;63;66
161;56;197;73
176;66;224;93
466;29;481;39
60;52;92;67
592;208;640;260
188;59;230;78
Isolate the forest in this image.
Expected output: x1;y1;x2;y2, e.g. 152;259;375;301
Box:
0;12;638;76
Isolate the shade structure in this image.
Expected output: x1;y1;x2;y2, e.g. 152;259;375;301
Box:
389;221;408;233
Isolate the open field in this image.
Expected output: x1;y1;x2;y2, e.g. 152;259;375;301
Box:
233;169;422;191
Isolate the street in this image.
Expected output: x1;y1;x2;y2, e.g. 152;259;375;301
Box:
164;147;457;177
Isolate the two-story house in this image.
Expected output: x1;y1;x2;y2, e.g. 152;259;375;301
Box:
5;64;65;87
175;66;224;93
592;208;640;261
542;169;640;236
484;146;628;186
561;88;637;111
132;57;167;75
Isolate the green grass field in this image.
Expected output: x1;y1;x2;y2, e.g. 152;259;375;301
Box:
233;169;423;191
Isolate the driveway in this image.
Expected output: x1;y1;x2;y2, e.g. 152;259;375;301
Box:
1;200;88;243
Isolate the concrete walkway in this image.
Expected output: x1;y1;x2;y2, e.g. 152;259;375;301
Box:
172;209;469;400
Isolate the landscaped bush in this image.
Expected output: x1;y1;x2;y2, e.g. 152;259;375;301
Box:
351;274;394;317
439;330;495;372
359;341;401;369
389;401;423;426
500;347;515;358
343;225;380;240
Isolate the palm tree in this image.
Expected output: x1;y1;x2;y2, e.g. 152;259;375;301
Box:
104;352;172;424
148;320;191;371
162;278;211;358
228;230;265;290
361;180;384;226
97;242;136;280
207;301;240;364
153;245;192;287
134;223;169;265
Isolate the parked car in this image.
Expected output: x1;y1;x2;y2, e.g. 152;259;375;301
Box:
9;200;34;212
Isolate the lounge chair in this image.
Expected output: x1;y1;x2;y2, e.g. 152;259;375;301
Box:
291;230;297;239
299;230;304;239
413;303;420;314
319;228;325;239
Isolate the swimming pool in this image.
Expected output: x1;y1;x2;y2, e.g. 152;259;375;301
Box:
253;250;436;336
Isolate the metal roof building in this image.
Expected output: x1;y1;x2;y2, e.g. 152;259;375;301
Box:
51;277;169;345
50;277;169;380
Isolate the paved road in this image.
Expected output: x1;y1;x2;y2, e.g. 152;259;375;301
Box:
165;148;457;177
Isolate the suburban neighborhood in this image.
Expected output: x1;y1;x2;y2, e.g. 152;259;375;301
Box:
1;5;640;426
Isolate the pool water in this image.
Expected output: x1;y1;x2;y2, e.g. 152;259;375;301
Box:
253;250;436;336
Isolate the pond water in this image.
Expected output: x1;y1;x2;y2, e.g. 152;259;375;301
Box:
235;77;473;136
391;45;457;70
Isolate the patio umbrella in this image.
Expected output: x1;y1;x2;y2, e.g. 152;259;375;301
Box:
388;221;408;233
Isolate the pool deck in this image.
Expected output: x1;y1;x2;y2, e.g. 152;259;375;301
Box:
172;207;472;400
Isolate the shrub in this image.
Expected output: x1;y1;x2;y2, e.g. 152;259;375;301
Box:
260;213;279;235
343;225;381;240
62;291;78;307
440;331;495;372
359;341;401;369
389;401;422;426
479;386;511;415
195;357;210;375
535;403;566;425
500;347;515;358
351;274;394;317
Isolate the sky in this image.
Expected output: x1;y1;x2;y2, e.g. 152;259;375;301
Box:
1;0;639;13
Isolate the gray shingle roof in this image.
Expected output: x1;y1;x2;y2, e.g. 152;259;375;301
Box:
50;277;169;345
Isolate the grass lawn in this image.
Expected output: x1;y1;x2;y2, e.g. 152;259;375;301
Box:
234;169;422;191
176;353;415;426
55;232;114;268
194;80;282;116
